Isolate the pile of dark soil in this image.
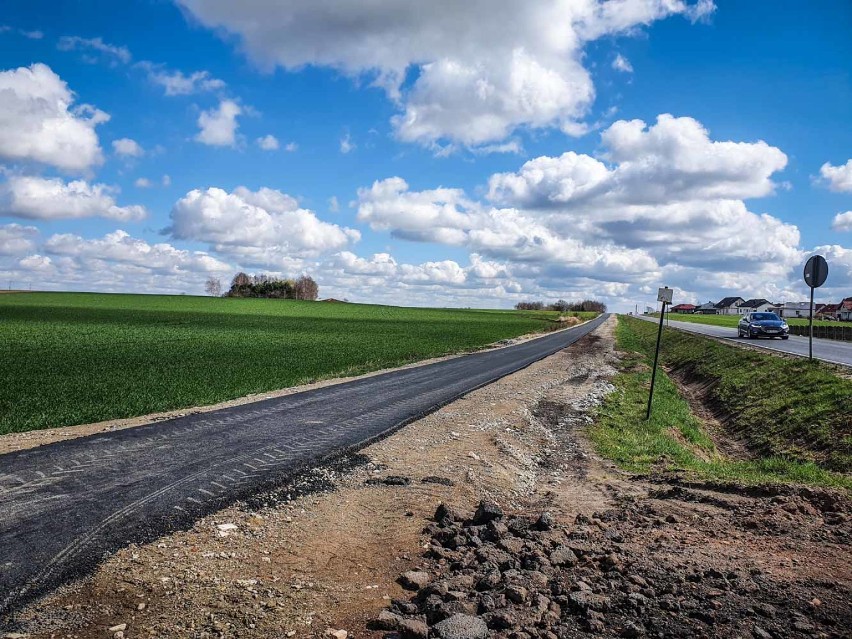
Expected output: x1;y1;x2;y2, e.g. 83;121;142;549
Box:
373;489;851;639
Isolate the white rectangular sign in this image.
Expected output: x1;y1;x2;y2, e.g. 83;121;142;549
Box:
657;287;673;304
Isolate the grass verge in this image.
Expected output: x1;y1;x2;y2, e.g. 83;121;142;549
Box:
0;292;595;435
589;316;851;490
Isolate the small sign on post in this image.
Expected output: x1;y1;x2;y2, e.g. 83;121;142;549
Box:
646;286;672;420
803;255;829;361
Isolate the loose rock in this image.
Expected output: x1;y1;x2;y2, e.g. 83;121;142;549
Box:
431;614;488;639
472;500;503;525
398;570;431;591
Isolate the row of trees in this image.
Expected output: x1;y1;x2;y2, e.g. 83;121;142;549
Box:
515;299;607;313
204;273;319;300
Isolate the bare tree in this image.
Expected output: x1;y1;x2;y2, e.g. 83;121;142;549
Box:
231;272;251;288
293;275;319;300
515;301;544;310
204;277;222;297
226;272;251;296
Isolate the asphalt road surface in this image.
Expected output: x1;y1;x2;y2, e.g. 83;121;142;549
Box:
635;315;852;367
0;314;607;617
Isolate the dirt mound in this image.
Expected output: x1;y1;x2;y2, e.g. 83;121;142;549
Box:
377;494;851;638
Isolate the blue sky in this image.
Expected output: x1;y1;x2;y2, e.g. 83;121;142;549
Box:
0;0;850;310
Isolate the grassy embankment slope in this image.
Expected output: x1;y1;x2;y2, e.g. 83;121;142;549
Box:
0;292;594;435
591;316;851;489
652;312;837;328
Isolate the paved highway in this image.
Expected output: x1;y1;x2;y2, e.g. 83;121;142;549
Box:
0;314;607;617
634;315;852;367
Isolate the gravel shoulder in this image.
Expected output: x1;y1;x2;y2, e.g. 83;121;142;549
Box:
5;317;849;639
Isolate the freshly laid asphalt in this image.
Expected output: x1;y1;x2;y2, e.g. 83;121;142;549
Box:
634;314;852;368
0;314;607;617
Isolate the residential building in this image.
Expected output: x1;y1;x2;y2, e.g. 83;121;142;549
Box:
695;301;718;314
738;298;774;314
670;303;697;314
771;301;815;318
816;303;840;320
839;297;852;322
715;296;745;315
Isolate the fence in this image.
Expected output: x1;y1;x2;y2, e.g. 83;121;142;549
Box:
788;324;852;342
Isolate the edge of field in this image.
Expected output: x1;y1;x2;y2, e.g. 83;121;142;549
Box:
0;316;596;455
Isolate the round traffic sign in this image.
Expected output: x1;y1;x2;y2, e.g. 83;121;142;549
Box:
803;255;828;288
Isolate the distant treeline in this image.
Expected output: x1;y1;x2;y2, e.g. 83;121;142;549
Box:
515;299;607;313
226;272;319;300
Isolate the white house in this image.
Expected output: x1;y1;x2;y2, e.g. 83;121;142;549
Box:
738;298;774;314
771;301;815;318
715;297;745;315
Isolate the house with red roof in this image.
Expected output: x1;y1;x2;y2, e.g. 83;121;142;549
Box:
839;297;852;321
670;303;696;314
816;303;840;320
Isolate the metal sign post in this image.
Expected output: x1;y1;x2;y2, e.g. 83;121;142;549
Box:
803;255;829;361
646;286;673;420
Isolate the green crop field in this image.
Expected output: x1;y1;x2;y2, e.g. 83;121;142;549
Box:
0;292;594;435
651;312;837;328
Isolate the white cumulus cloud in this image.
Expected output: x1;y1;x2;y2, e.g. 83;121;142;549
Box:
612;54;633;73
169;186;360;263
138;63;226;96
488;114;787;206
0;175;147;221
0;223;39;255
356;113;801;303
112;137;144;157
832;211;852;232
256;134;279;150
175;0;714;147
0;63;108;171
18;253;53;272
195;99;242;147
2;230;234;295
44;229;232;273
819;159;852;192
